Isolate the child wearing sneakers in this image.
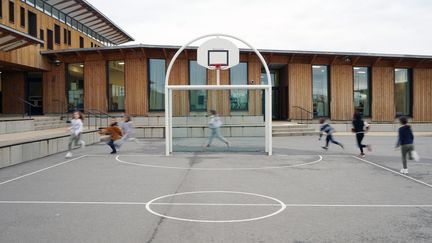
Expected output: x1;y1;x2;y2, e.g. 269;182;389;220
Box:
352;111;372;158
65;111;85;158
396;116;415;175
205;110;230;148
319;118;344;150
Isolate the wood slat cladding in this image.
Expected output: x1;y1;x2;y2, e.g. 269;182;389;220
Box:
168;58;189;116
372;67;395;122
288;64;312;119
413;68;432;122
248;58;262;115
83;61;107;112
2;72;25;114
330;65;354;120
124;58;148;115
43;63;66;113
208;69;230;115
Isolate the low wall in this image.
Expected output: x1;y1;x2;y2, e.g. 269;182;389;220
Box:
309;123;432;132
0;130;100;169
0;119;34;135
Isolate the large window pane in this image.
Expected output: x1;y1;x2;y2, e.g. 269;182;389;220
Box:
149;59;166;111
189;60;207;111
67;63;84;111
230;62;248;111
353;67;371;117
312;65;329;117
395;68;412;116
108;61;125;111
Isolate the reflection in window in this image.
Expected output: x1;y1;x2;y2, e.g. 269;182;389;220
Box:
149;59;166;111
312;65;329;117
108;61;125;111
189;60;207;111
230;62;248;111
353;67;371;117
395;68;412;116
67;63;84;111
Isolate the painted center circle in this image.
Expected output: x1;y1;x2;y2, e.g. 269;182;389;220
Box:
145;191;286;223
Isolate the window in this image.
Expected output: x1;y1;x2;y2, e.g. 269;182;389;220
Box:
27;10;37;37
395;68;412;116
52;8;58;19
20;7;25;27
353;67;371;117
47;29;53;50
39;29;44;47
312;65;330;117
35;0;43;11
108;61;125;111
63;28;67;44
26;0;35;6
9;1;14;23
54;24;60;45
79;36;84;48
189;60;207;111
43;3;51;15
67;63;84;111
148;59;166;111
230;62;248;111
0;0;2;18
67;30;71;45
59;12;65;23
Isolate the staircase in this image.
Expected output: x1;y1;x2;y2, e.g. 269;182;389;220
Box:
272;122;319;137
33;116;69;130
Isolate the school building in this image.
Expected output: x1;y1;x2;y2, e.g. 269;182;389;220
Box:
1;0;432;124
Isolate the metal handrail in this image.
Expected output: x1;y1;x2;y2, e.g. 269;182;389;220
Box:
292;106;313;125
85;108;112;129
17;97;39;118
52;99;76;121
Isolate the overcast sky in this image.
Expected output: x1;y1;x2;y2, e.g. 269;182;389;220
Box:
89;0;432;55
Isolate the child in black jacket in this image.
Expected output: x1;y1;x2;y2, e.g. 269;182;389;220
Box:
396;116;415;175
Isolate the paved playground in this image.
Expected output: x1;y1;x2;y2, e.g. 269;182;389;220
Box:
0;134;432;243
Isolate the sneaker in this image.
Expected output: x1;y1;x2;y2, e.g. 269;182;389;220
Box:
367;144;372;152
400;168;408;174
226;141;231;148
80;141;86;149
360;153;365;158
110;151;117;154
340;144;344;149
65;152;72;158
321;146;328;150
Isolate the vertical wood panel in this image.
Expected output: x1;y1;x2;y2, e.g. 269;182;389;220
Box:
330;65;354;120
208;69;230;115
43;63;66;113
413;68;432;122
372;67;395;122
125;58;148;115
168;58;189;116
2;72;25;114
288;64;312;119
84;61;107;112
248;58;262;115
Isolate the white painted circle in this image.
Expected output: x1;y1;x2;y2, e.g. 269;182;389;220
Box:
145;191;286;223
116;155;323;170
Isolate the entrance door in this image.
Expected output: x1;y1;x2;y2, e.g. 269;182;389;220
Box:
26;72;43;115
261;67;287;120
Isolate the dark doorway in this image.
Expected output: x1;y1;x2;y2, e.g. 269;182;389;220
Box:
28;11;37;38
261;65;288;120
47;29;53;50
26;72;43;115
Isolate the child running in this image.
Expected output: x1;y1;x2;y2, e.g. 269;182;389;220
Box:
99;117;123;154
396;116;415;175
117;114;138;150
319;118;344;150
65;111;85;158
352;111;371;158
205;110;230;148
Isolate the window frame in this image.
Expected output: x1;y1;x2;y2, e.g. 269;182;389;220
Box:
9;1;15;23
188;60;208;112
229;61;249;112
352;66;372;118
311;65;331;118
107;60;126;112
148;58;167;111
394;68;413;117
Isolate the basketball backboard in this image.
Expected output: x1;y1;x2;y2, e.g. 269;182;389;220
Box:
197;37;239;70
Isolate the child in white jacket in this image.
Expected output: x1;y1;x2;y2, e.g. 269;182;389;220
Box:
205;110;230;147
65;111;85;158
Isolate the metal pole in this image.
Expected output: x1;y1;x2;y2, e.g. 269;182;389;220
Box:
216;69;221;86
165;86;170;156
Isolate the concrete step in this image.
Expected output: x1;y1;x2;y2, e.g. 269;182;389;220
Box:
272;131;319;137
272;127;316;132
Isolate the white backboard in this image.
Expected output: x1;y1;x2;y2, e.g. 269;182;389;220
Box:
197;38;239;70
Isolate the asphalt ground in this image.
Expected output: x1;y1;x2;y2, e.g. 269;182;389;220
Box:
0;134;432;243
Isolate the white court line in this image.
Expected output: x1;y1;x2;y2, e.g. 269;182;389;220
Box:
0;155;86;186
0;201;432;208
353;156;432;189
115;155;323;170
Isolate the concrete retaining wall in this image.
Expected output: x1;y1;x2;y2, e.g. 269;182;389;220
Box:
0;119;34;135
309;123;432;132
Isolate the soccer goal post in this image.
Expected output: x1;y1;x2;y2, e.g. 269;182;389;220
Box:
165;34;272;156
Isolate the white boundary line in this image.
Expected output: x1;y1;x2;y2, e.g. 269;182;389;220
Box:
0;155;86;186
0;201;432;208
115;155;323;171
352;156;432;189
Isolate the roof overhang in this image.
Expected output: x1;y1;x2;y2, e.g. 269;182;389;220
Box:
44;0;134;45
0;23;44;52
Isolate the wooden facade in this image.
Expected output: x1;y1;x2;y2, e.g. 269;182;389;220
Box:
413;69;432;122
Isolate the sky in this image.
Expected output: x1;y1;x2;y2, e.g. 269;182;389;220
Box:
88;0;432;55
